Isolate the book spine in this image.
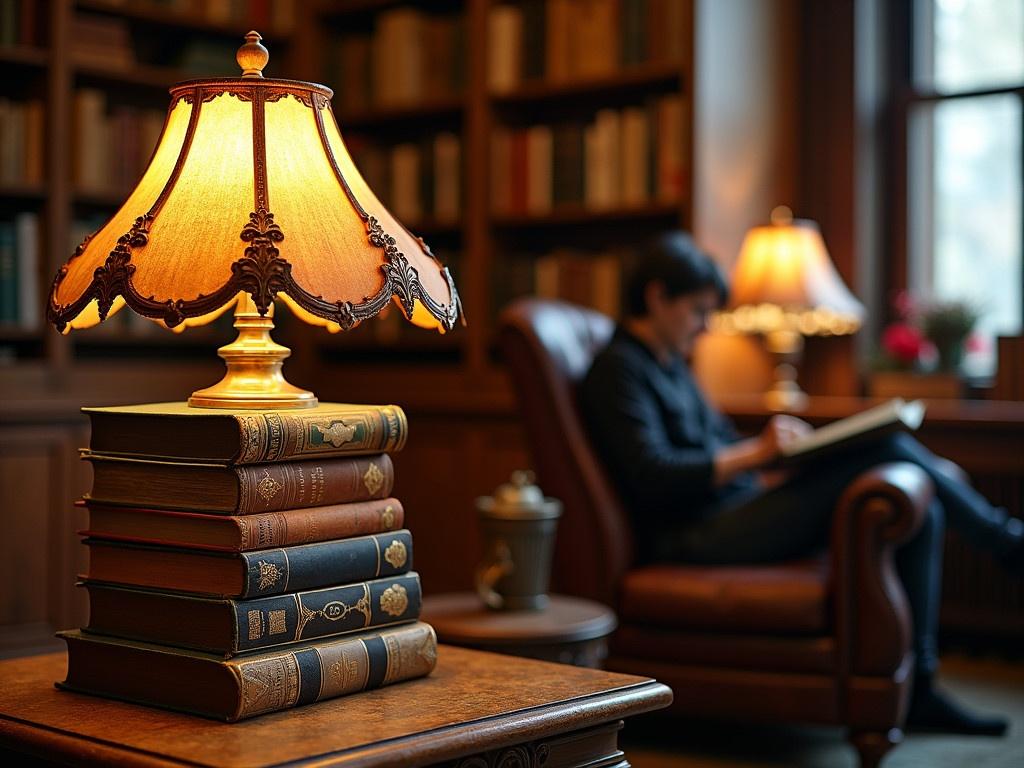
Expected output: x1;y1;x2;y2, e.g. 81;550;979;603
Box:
239;529;412;598
235;454;394;515
232;572;421;653
228;622;437;721
237;497;405;550
234;405;407;464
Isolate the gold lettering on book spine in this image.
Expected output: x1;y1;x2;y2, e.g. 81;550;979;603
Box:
235;654;301;718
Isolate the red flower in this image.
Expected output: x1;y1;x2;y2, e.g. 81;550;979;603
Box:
882;323;925;364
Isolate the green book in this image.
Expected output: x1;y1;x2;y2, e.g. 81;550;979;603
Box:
84;401;407;464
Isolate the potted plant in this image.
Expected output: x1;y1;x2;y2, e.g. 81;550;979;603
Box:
868;292;979;399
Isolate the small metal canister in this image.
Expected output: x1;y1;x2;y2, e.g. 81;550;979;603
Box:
475;470;562;611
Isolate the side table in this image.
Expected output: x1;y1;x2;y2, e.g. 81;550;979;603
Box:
0;645;671;768
422;592;617;668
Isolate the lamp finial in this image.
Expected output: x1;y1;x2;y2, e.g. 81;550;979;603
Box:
237;31;269;78
770;205;793;226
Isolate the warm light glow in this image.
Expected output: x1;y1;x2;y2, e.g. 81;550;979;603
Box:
717;213;864;337
50;73;458;335
55;101;194;318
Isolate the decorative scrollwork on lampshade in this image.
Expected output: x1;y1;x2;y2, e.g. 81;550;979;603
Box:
47;54;461;337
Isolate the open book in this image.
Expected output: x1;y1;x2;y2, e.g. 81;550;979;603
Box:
779;398;926;465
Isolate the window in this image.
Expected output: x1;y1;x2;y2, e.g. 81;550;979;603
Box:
905;0;1023;377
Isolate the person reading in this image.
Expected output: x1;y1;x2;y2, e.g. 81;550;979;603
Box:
579;232;1023;736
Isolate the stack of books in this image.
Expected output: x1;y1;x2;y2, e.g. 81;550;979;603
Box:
58;402;437;722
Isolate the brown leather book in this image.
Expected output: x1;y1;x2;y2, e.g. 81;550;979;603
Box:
82;572;423;656
84;453;394;514
82;497;404;552
84;529;413;598
58;622;438;721
83;401;407;465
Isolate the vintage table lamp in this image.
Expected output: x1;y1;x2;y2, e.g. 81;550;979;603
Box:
713;206;863;411
47;32;461;408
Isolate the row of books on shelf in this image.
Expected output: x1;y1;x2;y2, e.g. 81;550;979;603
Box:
494;248;627;321
491;96;685;215
0;98;44;187
331;8;465;115
72;12;259;76
0;212;39;330
0;0;39;48
61;402;435;721
348;133;462;226
80;0;296;31
488;0;687;92
73;89;164;196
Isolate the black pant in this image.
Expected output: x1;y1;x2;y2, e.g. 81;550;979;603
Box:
659;432;1018;676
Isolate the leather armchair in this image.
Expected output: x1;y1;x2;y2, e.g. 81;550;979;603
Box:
498;298;934;768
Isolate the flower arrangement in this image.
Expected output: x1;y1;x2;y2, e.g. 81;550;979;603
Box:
876;292;980;373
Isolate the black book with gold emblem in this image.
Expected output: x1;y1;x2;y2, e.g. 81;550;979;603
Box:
82;572;422;657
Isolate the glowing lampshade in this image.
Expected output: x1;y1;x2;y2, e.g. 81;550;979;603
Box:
715;206;864;410
47;32;461;409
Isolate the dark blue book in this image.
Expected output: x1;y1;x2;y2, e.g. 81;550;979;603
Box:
84;529;413;598
83;571;422;657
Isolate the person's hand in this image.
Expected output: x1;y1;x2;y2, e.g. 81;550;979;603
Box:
757;414;813;463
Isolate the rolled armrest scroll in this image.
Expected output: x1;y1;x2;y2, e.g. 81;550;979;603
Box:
830;462;934;677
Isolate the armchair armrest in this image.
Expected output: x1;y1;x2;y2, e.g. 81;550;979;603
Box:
830;462;934;678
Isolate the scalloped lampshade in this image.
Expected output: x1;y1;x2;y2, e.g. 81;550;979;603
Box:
47;32;461;409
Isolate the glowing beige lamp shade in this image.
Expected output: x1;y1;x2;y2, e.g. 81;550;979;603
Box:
713;206;863;411
47;32;461;409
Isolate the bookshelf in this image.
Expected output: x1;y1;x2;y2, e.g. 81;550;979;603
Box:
0;1;696;651
0;0;693;378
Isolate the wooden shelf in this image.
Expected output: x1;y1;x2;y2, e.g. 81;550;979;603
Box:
76;0;295;41
491;63;683;110
0;327;44;342
0;184;47;203
317;0;464;20
73;60;193;91
405;217;463;238
336;95;464;131
492;202;683;230
0;45;48;69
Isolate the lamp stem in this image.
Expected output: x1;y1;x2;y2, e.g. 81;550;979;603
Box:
188;294;318;409
764;329;808;412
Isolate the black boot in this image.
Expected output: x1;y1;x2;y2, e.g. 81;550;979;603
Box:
906;676;1008;736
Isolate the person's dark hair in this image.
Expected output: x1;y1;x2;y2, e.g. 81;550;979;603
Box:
624;231;728;317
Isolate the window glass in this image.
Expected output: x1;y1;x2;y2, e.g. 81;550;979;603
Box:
909;94;1022;376
922;0;1024;92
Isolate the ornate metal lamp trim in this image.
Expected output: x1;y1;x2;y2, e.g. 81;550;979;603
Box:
48;81;461;334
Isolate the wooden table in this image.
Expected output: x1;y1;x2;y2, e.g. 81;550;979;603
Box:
0;645;671;768
423;593;618;668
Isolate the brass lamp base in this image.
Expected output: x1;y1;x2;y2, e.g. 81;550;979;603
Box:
764;329;808;413
189;295;317;410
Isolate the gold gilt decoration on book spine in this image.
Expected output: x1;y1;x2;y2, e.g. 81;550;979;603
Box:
363;462;384;496
237;463;330;514
318;639;370;700
294;585;372;640
236;654;301;719
384;540;408;569
380;505;397;530
380;583;409;617
236;407;406;464
382;623;437;685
